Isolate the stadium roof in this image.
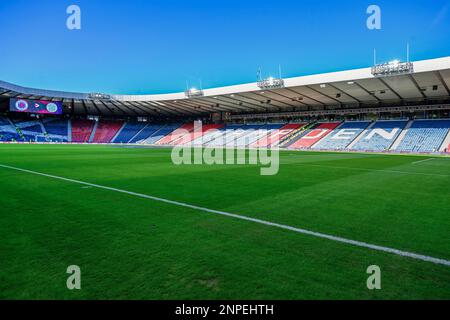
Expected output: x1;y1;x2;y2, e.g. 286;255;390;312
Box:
1;56;450;117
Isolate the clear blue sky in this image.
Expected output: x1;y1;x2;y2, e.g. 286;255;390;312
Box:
0;0;449;94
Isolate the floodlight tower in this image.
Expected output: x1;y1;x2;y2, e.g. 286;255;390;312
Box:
257;65;285;90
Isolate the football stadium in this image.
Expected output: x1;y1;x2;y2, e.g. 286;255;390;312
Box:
0;1;449;304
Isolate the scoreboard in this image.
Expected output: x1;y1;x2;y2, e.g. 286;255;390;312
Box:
10;98;63;115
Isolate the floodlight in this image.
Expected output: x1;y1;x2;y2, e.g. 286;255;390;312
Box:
371;59;414;77
257;77;284;89
185;87;204;98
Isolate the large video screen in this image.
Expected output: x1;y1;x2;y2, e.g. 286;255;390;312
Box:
9;98;63;115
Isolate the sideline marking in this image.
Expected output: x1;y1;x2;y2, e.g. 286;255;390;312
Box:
1;163;449;267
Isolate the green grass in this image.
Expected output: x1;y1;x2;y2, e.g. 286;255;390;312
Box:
0;144;449;300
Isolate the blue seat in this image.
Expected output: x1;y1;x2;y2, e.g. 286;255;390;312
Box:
313;121;371;150
0;116;21;141
42;119;69;142
113;122;147;143
142;124;181;144
351;120;407;151
396;120;450;153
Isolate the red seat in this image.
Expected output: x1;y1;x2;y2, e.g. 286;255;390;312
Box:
252;123;306;147
156;123;194;145
93;121;124;143
289;122;341;149
71;120;95;143
172;124;225;145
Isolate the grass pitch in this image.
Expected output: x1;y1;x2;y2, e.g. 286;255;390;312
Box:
0;144;449;300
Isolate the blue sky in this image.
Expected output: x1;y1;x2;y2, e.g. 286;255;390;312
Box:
0;0;449;94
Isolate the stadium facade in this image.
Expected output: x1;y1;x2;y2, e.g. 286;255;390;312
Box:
1;56;450;153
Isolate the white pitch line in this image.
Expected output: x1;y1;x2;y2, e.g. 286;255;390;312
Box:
412;158;435;165
1;163;449;268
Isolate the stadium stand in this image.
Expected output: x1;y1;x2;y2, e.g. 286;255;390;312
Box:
441;130;450;152
288;122;341;149
92;121;124;143
2;114;450;155
42;119;68;136
231;124;283;147
191;125;230;146
71;119;95;143
212;124;256;147
41;118;69;142
9;119;44;142
126;124;166;144
0;116;22;142
156;123;195;145
174;124;225;146
252;123;306;148
128;124;161;144
113;122;147;143
204;124;246;147
312;121;371;150
350;120;407;151
395;119;450;153
142;124;181;144
12;119;44;135
219;124;260;147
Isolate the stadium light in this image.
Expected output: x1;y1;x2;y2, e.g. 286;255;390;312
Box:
257;76;284;90
185;87;204;98
372;59;414;77
89;93;111;100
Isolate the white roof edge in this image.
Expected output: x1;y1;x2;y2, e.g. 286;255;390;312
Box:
2;56;450;102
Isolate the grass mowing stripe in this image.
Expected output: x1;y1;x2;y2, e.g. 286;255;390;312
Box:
295;163;449;177
412;158;435;165
1;163;450;268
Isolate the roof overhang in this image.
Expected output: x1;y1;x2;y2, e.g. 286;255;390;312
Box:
1;56;450;116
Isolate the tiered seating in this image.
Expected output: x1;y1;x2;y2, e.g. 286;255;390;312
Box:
12;119;46;142
223;124;263;147
396;120;450;153
174;124;225;146
43;119;68;136
42;119;69;142
2;115;450;154
0;117;9;126
0;116;22;142
232;124;282;147
143;124;181;144
313;121;371;150
351;120;407;151
113;122;147;143
288;122;341;149
156;123;195;145
71;119;95;143
192;125;230;146
252;123;306;148
143;124;182;144
13;119;43;134
204;125;245;147
129;124;166;144
92;121;124;143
